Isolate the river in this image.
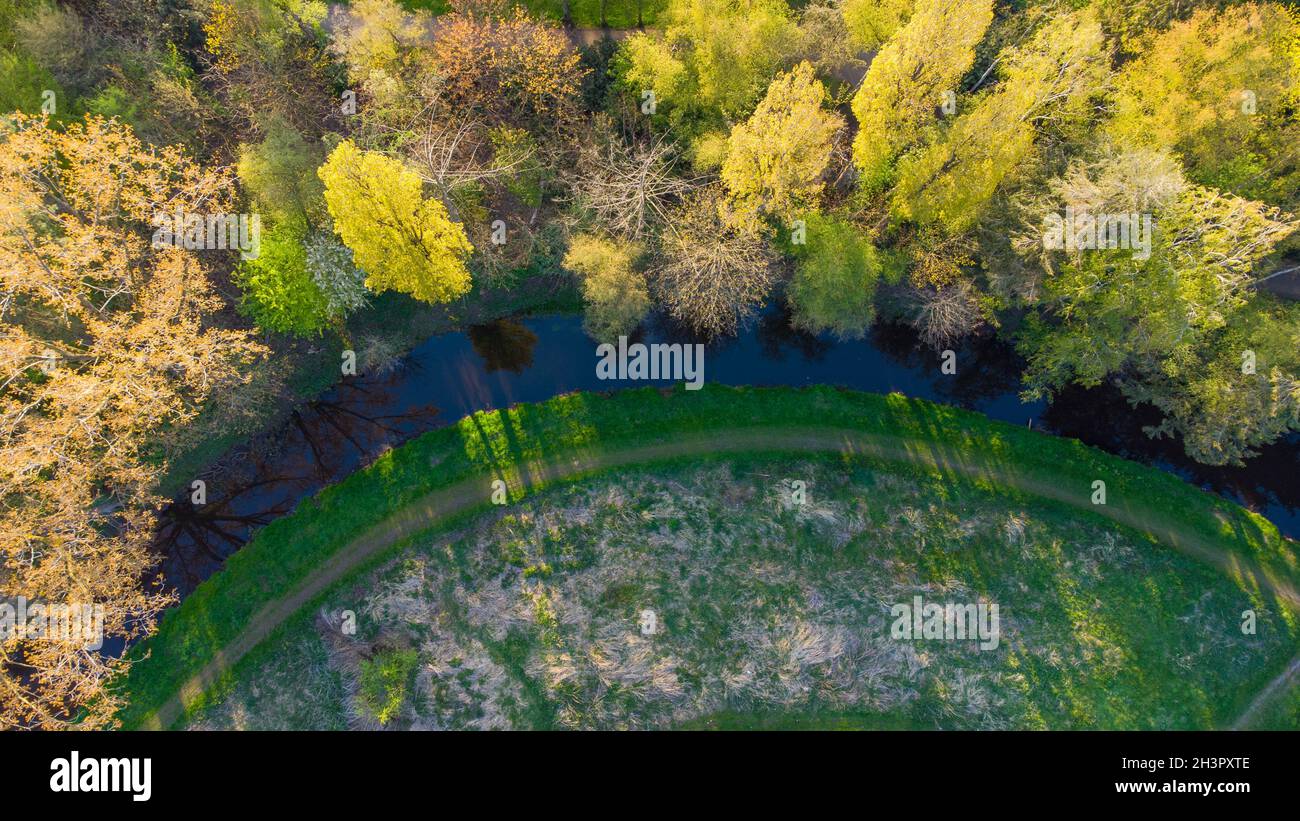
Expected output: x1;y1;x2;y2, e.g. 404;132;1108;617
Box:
154;306;1300;597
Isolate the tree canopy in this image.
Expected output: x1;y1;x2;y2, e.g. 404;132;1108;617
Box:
319;140;474;305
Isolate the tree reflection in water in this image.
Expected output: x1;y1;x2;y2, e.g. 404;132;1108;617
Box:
468;319;539;374
152;372;442;596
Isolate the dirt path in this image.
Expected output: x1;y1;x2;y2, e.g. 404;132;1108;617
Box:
138;426;1300;729
1231;654;1300;729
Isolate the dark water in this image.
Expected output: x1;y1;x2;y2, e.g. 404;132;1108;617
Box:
155;307;1300;596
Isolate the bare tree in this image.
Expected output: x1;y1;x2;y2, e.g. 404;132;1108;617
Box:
913;279;983;350
651;188;778;338
571;120;701;241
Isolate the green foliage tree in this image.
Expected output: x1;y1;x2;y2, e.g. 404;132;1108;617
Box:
319;140;474;305
236;224;333;337
304;230;370;318
849;0;993;192
1126;297;1300;466
721;61;844;228
489;126;547;207
236;116;327;233
787;213;882;339
563;233;651;342
1016;151;1299;465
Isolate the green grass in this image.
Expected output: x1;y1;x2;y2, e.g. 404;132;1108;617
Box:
187;455;1300;729
116;384;1300;728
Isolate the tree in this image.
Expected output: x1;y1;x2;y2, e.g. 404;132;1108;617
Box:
0;115;266;728
787;213;882;339
1127;297;1300;466
849;0;993;192
795;2;865;79
890;8;1107;233
236;116;327;233
1015;150;1300;464
431;7;587;128
329;0;433;124
1105;4;1300;208
913;279;983;349
613;0;800;138
304;230;370;318
1092;0;1221;56
651;188;777;337
572;120;698;241
563;234;651;342
330;0;428;84
721;61;845;228
319;140;474;305
235;225;333;337
841;0;913;50
200;0;337;138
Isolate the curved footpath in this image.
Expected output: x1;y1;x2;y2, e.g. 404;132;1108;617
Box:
125;387;1300;729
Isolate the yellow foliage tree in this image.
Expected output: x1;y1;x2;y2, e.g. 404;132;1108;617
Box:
849;0;993;192
319;140;474;305
0;115;266;728
721;61;845;227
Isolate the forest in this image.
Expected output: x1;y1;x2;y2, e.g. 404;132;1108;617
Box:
0;0;1297;728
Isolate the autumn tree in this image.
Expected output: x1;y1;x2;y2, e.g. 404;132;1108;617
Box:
1091;0;1220;56
614;0;800;144
1105;3;1300;209
330;0;429;84
328;0;435;136
721;61;845;228
849;0;993;192
319;140;474;305
1125;296;1300;466
200;0;338;139
431;7;588;129
841;0;913;50
0;115;266;728
795;2;865;80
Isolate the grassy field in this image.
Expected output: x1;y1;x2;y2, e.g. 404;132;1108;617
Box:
189;456;1298;729
115;385;1300;729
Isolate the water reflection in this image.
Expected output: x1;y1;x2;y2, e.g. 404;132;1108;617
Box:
467;319;540;374
152;308;1300;598
154;376;442;592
